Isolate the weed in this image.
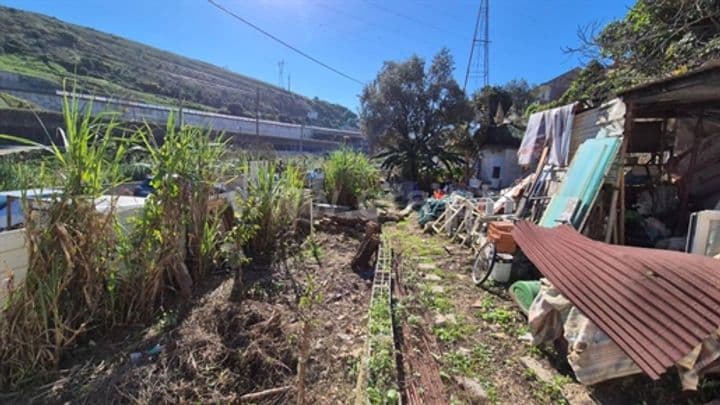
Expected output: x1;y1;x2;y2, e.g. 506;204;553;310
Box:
420;285;453;313
0;156;58;191
478;307;515;326
444;350;473;376
516;324;530;337
442;343;492;378
347;355;360;379
486;383;498;403
236;161;304;264
434;317;474;344
407;314;423;328
158;308;178;331
366;290;399;405
526;345;543;357
524;367;570;404
323;147;379;209
302;236;323;266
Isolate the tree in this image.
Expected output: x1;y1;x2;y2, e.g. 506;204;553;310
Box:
559;0;720;107
472;85;513;124
360;49;471;185
502;79;534;117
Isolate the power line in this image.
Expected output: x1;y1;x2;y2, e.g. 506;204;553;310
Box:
207;0;365;86
360;0;469;41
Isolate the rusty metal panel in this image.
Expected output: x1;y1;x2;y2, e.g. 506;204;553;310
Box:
513;220;720;379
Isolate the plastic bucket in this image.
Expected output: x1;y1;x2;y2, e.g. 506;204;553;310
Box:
490;253;513;283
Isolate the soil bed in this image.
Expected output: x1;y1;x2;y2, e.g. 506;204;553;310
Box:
5;227;370;404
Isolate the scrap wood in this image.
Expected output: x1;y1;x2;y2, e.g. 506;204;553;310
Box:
351;221;381;272
239;385;291;402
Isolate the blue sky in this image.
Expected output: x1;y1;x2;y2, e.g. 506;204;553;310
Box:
3;0;633;113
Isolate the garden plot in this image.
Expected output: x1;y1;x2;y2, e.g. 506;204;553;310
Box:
6;226;372;404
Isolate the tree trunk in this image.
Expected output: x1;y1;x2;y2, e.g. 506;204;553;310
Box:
351;221;381;272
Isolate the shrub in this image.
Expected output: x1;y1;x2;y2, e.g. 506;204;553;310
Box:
322;148;379;209
237;161;304;264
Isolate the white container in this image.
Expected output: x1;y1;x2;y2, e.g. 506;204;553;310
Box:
490;253;513;283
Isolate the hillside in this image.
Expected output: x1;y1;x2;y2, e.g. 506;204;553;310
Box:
0;6;358;129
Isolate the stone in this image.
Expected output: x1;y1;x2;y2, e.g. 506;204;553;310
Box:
430;285;445;293
454;375;488;403
518;332;534;342
471;299;486;308
424;273;442;281
418;262;437;271
519;356;555;384
433;313;456;327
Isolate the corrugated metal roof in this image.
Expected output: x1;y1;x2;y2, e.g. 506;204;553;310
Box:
513;220;720;379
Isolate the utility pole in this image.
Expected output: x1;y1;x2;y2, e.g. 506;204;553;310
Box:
287;73;291;92
278;60;285;88
255;86;260;138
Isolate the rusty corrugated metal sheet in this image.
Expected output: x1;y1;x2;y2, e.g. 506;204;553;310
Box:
513;220;720;379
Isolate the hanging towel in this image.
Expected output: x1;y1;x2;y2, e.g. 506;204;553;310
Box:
517;112;545;166
545;103;576;167
517;103;576;167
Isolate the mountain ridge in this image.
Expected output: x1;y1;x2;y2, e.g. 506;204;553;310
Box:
0;6;358;129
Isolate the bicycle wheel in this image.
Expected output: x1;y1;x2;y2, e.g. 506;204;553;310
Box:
472;241;496;286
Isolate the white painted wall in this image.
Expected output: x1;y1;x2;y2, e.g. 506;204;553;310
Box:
0;196;146;301
477;147;522;189
0;229;28;301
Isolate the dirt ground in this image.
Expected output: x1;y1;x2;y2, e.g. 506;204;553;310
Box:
385;215;720;405
4;222;371;404
5;211;720;404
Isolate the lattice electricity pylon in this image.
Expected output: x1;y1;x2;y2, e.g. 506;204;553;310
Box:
463;0;489;93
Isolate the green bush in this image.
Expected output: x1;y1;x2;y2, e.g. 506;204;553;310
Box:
322;148;379;209
237;161;305;264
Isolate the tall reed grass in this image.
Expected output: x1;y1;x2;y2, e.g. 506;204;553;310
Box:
118;116;227;319
237;161;305;264
0;97;230;387
323;148;380;209
0;94;132;387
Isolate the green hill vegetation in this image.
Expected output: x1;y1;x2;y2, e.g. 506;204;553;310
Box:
0;6;358;129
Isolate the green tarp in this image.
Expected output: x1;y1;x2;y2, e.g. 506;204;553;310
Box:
418;197;447;226
509;280;541;313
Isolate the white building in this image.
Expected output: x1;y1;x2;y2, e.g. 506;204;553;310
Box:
475;124;524;189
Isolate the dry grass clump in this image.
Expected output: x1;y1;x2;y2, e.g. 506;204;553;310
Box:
0;96;130;387
78;280;298;404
